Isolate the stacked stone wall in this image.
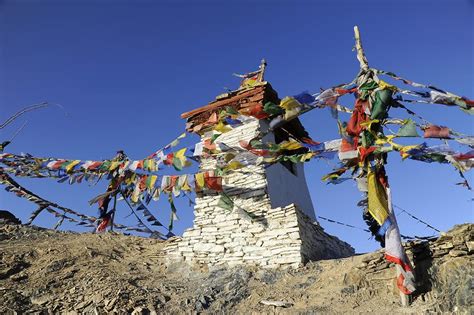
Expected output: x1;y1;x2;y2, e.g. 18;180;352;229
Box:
163;118;354;268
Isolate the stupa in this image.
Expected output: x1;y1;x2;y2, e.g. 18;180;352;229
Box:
164;61;354;268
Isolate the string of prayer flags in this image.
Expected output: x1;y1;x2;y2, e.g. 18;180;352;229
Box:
27;205;48;225
0;172;99;227
136;201;164;227
374;68;474;114
45;208;95;229
148;132;187;158
0;147;196;182
1;35;472;237
0;159;171;233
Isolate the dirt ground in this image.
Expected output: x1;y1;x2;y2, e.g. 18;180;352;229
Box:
0;223;472;314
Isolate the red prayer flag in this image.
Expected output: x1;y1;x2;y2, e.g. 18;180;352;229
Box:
96;216;111;233
204;172;223;191
164;153;174;165
423;125;450;139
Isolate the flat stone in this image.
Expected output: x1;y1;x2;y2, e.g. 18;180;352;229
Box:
438;242;454;250
356;262;368;269
288;232;300;240
74;300;92;310
31;294;53;305
466;241;474;253
449;249;467;257
183;229;201;237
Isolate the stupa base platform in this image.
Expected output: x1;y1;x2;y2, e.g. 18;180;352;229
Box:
163;204;354;269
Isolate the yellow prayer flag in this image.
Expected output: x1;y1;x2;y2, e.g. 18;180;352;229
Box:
175;148;187;159
174;148;188;166
279;139;303;151
195;172;205;189
360;119;380;130
375;134;397;146
181;175;192;191
66;160;81;173
321;173;339;181
214;121;232;133
131;185;140;203
225;161;244;170
300;152;314;162
125;173;136;185
378;80;398;92
148;175;157;190
174;148;186;161
280;97;301;110
367;169;389;226
224;153;236;162
109;161;120;171
152;188;161;201
399;144;420;160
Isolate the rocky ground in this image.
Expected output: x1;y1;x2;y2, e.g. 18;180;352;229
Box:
0;220;472;314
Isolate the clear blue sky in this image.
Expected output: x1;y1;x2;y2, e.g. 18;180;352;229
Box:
0;0;472;253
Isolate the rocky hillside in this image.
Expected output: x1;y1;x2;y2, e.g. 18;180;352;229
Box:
0;221;472;314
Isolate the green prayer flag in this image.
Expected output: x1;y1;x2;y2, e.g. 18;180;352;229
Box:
215;167;225;176
361;130;375;147
249;139;264;149
145;175;152;188
370;90;392;120
426;153;448;163
217;193;234;211
358;81;378;100
172;157;183;171
0;141;11;152
263;102;284;116
210;133;221;143
168;194;179;231
396;119;419;137
283;155;300;164
225;106;239;115
374;146;393;154
267;143;280;153
98;161;110;171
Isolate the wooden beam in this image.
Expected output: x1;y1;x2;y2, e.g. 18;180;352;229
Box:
353;26;369;71
180;85;266;119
